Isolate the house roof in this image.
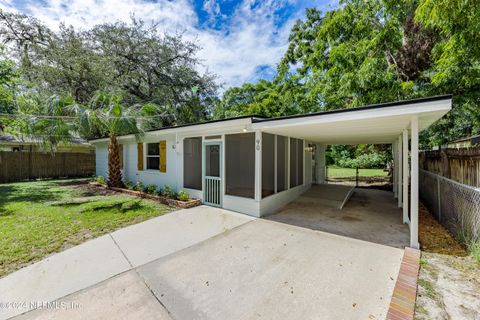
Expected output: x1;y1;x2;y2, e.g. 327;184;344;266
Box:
446;134;480;146
0;134;90;146
89;95;453;144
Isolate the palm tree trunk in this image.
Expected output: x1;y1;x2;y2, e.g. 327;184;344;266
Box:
108;134;123;187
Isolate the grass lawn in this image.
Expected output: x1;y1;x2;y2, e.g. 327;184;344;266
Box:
326;166;388;178
0;179;173;277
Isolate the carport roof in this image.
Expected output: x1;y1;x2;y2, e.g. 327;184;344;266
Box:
89;95;452;144
253;95;452;144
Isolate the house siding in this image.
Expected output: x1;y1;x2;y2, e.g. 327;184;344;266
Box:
95;142;108;178
91;127;320;217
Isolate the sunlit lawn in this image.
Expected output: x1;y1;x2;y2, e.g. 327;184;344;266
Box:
327;166;388;178
0;179;172;277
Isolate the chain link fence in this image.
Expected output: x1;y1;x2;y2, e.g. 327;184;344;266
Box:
420;169;480;246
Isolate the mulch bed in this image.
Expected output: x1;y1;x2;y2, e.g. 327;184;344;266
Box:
419;203;467;256
89;182;202;209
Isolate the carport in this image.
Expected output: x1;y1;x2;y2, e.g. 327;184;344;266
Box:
253;95;452;248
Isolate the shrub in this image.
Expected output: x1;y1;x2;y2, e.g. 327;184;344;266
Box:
155;187;163;196
133;181;144;192
123;180;134;190
145;184;157;195
162;185;175;198
95;176;106;185
177;190;190;201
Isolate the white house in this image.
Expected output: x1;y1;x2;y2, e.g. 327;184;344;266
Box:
90;95;452;248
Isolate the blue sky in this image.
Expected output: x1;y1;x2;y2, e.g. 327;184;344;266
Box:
0;0;338;91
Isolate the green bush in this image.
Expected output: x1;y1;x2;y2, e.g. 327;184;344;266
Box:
145;184;157;195
95;176;106;185
177;190;190;201
123;180;134;190
162;185;175;198
133;181;144;192
338;152;388;169
326;144;391;169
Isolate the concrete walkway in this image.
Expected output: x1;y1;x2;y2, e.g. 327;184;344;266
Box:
0;206;253;320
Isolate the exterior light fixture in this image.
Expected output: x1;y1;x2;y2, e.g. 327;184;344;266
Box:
305;144;316;153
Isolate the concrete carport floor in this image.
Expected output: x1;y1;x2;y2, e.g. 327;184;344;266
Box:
267;184;410;248
13;210;404;320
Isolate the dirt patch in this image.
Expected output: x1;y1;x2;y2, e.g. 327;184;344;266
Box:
415;203;480;319
340;215;362;222
71;183;118;197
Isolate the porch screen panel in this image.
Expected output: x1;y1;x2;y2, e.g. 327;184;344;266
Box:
183;137;202;190
262;133;275;198
276;135;287;192
226;133;255;199
290;138;298;188
297;139;304;186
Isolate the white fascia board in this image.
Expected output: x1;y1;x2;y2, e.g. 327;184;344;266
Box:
252;99;451;131
88;117;253;144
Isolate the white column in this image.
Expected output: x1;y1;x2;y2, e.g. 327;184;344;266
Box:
398;135;402;207
393;141;397;198
315;143;326;184
287;137;290;189
254;130;262;202
274;135;277;194
410;116;419;249
402;129;409;223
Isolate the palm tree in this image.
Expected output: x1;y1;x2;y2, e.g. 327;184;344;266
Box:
72;92;152;187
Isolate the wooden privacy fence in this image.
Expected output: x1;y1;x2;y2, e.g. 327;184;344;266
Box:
420;147;480;188
0;151;95;182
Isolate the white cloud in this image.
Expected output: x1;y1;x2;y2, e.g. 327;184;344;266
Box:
0;0;332;91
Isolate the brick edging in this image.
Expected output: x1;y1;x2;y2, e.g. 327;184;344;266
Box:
386;247;421;320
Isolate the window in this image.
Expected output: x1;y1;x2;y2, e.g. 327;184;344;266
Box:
225;133;255;199
183;137;202;190
146;143;160;170
262;133;275;198
290;138;304;188
277;135;288;192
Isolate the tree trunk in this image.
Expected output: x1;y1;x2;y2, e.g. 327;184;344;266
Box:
108;135;123;187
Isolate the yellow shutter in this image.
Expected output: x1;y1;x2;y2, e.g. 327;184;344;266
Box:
159;140;167;173
137;143;144;171
119;144;124;169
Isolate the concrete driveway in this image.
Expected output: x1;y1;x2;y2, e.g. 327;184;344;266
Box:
2;206;404;320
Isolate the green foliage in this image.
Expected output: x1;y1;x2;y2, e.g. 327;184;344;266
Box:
177;190;190;202
123;180;134;190
94;176;106;185
133;181;144;192
470;243;480;265
0;49;20;131
161;185;175;198
213;0;480;149
145;184;157;195
326;144;391;168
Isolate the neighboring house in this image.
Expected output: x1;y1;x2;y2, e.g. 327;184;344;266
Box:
444;134;480;149
0;134;94;153
90;95;452;248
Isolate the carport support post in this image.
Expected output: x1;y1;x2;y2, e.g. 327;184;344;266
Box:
410;116;419;249
398;135;402;207
402;129;409;224
393;141;397;199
